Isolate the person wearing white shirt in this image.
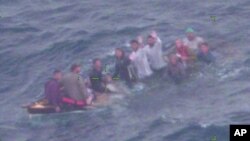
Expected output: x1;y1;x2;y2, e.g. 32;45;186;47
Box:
144;34;166;71
129;40;153;79
183;27;205;55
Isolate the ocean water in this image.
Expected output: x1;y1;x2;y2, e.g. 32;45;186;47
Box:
1;0;250;141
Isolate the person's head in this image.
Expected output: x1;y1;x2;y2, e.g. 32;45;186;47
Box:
93;58;102;70
130;40;139;51
71;64;81;74
199;42;209;54
169;54;178;65
53;70;62;80
175;39;184;48
185;27;196;41
147;35;156;47
115;48;125;59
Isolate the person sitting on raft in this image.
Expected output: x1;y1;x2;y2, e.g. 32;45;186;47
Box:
183;27;205;57
113;48;133;87
89;58;107;94
44;70;63;112
61;64;91;109
129;39;153;79
167;54;187;83
144;31;166;73
197;42;215;64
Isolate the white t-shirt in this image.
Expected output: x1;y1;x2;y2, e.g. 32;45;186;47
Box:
144;38;166;70
130;48;153;79
183;36;204;52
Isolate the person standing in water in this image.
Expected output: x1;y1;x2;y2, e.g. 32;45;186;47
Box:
89;58;106;94
183;27;205;57
129;39;153;79
167;54;186;83
113;48;133;87
61;64;89;109
44;70;63;112
197;42;215;64
144;31;166;72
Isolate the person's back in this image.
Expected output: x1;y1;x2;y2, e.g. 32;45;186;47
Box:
61;65;87;101
62;73;85;100
44;70;62;106
145;34;166;71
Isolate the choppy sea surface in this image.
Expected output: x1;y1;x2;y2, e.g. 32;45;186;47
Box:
1;0;250;141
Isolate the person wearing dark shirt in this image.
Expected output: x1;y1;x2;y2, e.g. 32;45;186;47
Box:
197;43;215;64
89;58;106;94
113;48;133;87
44;70;62;111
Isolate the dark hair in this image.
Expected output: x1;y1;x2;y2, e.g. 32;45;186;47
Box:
198;42;208;48
147;35;154;39
53;69;61;74
115;48;125;57
130;39;139;45
70;64;80;72
93;58;101;65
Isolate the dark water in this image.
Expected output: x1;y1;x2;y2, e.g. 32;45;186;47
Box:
1;0;250;141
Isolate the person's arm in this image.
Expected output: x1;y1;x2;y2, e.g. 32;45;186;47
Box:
137;35;144;46
156;37;162;49
78;75;88;99
124;56;131;67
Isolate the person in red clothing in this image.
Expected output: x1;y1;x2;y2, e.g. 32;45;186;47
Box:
175;39;190;63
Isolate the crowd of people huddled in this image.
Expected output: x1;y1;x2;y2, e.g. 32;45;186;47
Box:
44;28;215;112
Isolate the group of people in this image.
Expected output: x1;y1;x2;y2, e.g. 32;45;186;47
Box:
44;28;215;112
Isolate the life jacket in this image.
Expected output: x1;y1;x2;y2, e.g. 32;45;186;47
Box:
61;97;86;108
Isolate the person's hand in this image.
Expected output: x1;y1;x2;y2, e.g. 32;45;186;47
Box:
137;36;144;44
150;31;158;38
